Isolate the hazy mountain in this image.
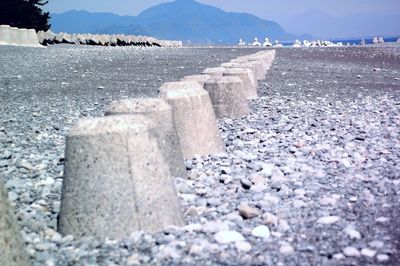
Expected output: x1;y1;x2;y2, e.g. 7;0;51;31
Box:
278;9;400;39
50;0;296;44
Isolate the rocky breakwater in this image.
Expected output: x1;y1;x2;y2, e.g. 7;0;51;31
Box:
36;30;183;48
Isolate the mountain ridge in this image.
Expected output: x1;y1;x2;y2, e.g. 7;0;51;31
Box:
50;0;297;44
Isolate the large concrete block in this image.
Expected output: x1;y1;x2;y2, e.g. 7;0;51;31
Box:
159;81;225;158
181;74;211;87
0;179;29;266
58;115;185;240
223;68;258;99
221;62;258;83
8;27;20;46
201;67;226;77
230;59;265;80
0;25;12;45
203;76;250;119
105;98;187;178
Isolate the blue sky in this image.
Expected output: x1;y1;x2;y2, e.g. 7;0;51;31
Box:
46;0;400;19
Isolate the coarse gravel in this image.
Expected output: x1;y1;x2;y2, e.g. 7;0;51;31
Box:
0;44;399;265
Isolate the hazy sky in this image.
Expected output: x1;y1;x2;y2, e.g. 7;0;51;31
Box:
46;0;400;20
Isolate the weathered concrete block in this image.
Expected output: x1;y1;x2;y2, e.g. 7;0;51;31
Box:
105;98;187;178
201;67;226;77
159;81;225;158
181;74;211;87
221;62;258;84
204;76;250;119
231;59;265;80
58;115;185;239
0;25;12;45
223;68;258;99
0;179;29;266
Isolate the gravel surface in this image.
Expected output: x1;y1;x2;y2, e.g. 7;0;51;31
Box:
0;44;399;265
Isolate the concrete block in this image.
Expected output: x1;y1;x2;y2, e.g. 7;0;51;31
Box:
201;67;226;77
238;56;269;73
221;62;258;85
0;25;12;45
203;76;250;119
223;68;258;99
159;81;225;158
181;74;211;87
58;115;185;239
0;179;29;266
105;98;187;178
230;59;265;80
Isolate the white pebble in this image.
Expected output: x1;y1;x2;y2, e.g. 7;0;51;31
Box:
375;217;390;223
377;254;390;262
235;241;252;252
214;231;245;244
342;246;360;257
279;244;294;254
317;216;340;225
344;226;362;239
368;240;384;249
251;225;270;238
333;253;345;260
361;248;376;257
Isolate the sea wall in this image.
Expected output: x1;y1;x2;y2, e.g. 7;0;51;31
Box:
0;25;182;48
37;30;183;48
0;25;42;47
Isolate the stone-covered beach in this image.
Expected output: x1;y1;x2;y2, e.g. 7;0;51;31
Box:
0;44;399;265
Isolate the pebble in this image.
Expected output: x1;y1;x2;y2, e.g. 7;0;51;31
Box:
251;225;270;238
343;226;362;239
368;240;384;249
279;244;294;254
376;254;390;262
375;217;390;223
238;204;260;219
262;213;278;225
317;216;340;225
235;241;252;252
361;248;376;258
240;179;252;190
342;246;360;257
214;231;245;244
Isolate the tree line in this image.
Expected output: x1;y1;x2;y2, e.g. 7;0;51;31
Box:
0;0;51;31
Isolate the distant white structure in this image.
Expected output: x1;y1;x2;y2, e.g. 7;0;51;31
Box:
238;38;246;46
273;40;283;47
252;37;261;46
360;39;366;45
372;37;379;44
378;37;385;43
262;37;272;47
397;38;400;43
293;39;301;47
0;25;42;47
303;40;311;47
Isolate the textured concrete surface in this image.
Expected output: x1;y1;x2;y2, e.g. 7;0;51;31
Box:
105;98;187;178
159;81;225;158
0;25;41;47
58;115;185;239
204;76;250;119
181;74;211;87
223;67;258;99
0;178;28;266
201;67;226;77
